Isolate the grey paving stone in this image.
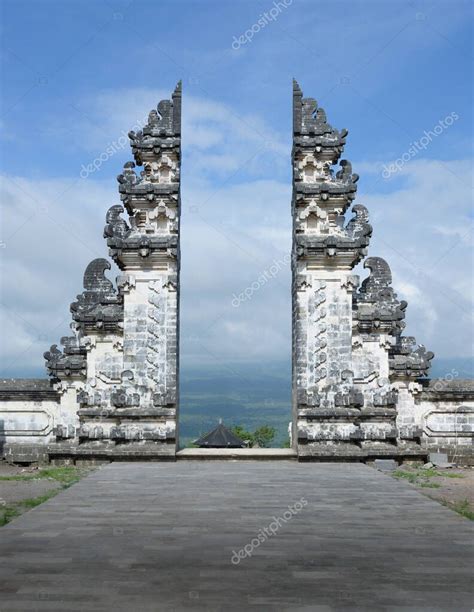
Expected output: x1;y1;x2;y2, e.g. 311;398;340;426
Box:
0;462;472;612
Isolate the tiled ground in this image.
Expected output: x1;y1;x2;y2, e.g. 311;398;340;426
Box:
0;461;472;611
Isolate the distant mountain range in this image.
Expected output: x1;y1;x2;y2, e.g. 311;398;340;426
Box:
179;359;292;449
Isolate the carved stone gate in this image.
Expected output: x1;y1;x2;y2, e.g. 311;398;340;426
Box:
1;82;471;464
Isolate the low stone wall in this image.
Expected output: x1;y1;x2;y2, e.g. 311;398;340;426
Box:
0;379;61;463
416;379;474;464
1;377;473;464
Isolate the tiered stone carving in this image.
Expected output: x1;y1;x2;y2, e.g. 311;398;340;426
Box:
44;84;181;461
292;80;431;461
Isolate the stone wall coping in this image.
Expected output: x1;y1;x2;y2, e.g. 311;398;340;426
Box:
0;378;59;402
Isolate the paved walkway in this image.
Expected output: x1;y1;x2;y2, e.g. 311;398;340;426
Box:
0;462;472;611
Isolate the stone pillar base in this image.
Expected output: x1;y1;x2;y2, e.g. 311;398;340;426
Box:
297;441;427;463
47;441;177;464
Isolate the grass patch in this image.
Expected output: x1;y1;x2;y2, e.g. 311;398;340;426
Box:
0;466;93;527
441;499;474;521
393;470;418;484
0;490;59;526
452;500;474;520
0;474;38;481
393;467;465;488
421;468;464;479
0;505;21;527
37;467;83;486
0;466;83;486
20;490;59;509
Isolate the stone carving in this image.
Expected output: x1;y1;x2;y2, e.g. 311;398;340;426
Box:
153;388;176;407
310;283;327;384
42;84;181;462
70;259;123;333
346;205;372;239
334;387;364;408
110;389;140;408
353;257;407;335
389;336;434;378
53;424;75;440
292;81;433;461
145;281;165;387
44;336;86;379
104;205;130;239
77;389;104;408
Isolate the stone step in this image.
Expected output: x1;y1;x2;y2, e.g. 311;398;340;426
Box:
177;448;297;460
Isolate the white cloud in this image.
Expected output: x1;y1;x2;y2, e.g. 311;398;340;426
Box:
359;158;473;357
56;88;289;182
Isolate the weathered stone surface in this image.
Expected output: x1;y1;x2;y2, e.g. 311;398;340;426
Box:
291;82;443;461
41;83;182;461
374;458;398;471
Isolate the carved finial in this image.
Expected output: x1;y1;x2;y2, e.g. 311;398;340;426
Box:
104;205;129;239
292;82;348;158
83;259;113;292
44;344;61;364
360;257;392;295
346;204;372;238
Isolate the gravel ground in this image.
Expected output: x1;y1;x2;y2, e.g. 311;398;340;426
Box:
415;467;473;504
0;463;60;505
0;478;62;504
390;465;474;518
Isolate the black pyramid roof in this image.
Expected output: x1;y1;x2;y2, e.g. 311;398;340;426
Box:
194;422;245;448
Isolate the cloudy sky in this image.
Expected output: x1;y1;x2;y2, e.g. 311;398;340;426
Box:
0;0;472;378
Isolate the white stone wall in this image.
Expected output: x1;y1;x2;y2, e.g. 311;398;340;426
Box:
394;382;474;458
0;392;77;461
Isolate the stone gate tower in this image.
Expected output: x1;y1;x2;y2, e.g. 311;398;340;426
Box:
292;80;433;461
44;83;182;461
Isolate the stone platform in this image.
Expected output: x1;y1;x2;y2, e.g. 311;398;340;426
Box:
176;448;297;460
0;462;472;611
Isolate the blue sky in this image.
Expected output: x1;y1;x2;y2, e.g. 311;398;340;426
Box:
1;0;473;377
